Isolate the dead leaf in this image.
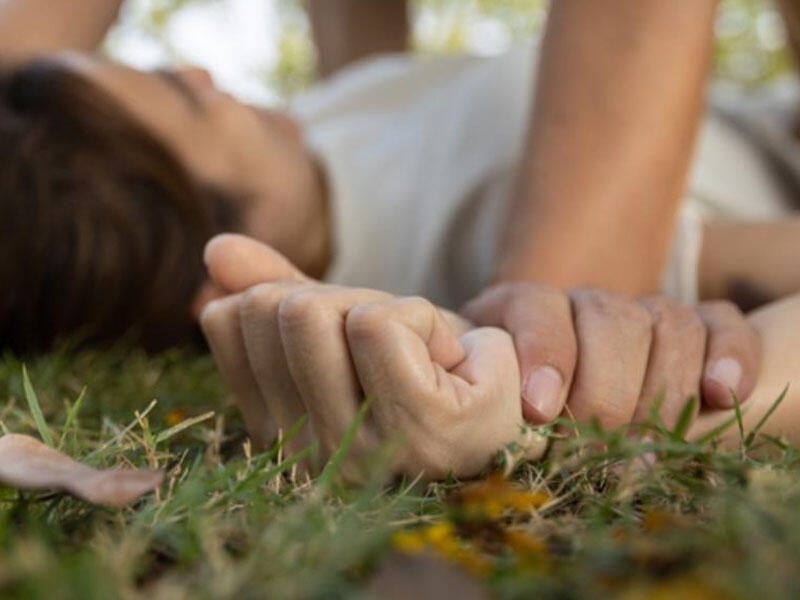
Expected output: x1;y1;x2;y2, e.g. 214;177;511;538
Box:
0;434;164;508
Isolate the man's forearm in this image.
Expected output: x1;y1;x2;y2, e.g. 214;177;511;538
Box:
308;0;408;78
0;0;124;64
496;0;720;295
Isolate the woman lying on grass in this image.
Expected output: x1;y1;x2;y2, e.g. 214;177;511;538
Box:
2;0;800;477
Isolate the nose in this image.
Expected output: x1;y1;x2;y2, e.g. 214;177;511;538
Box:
177;67;216;92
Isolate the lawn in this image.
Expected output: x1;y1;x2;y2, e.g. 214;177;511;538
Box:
0;347;798;599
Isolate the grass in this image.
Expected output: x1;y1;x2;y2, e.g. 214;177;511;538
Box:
1;347;800;599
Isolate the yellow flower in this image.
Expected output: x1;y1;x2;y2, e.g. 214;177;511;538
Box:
392;522;494;576
165;408;187;427
392;530;428;555
452;472;551;519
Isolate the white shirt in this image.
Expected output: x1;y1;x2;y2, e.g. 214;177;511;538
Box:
292;47;796;308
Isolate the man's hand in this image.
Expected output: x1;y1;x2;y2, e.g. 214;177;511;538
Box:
463;283;762;429
200;234;544;480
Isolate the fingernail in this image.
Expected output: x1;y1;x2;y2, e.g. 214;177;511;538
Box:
523;366;564;422
705;357;742;394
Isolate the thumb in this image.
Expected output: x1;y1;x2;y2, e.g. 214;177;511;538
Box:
203;234;308;293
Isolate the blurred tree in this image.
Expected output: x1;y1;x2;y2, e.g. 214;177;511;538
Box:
114;0;795;98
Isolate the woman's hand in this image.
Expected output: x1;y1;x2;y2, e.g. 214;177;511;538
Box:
463;283;762;429
200;234;545;480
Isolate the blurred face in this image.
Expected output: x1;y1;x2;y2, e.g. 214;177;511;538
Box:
59;53;320;246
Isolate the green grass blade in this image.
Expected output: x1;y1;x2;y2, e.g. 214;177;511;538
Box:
318;396;374;490
58;386;87;450
21;365;54;447
694;415;739;446
154;411;215;444
670;395;698;441
732;390;745;446
745;384;789;448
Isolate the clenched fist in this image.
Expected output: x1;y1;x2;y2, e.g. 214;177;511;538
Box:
200;234;545;480
463;283;762;429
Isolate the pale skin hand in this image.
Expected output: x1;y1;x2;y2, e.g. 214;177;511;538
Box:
200;234;540;480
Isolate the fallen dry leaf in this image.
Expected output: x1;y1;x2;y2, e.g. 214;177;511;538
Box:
0;434;164;508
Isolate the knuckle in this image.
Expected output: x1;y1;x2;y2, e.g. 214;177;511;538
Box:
345;302;386;343
702;299;743;320
647;299;705;338
239;283;286;319
507;285;569;319
622;300;652;330
198;299;227;335
579;289;650;331
394;295;434;314
277;287;324;330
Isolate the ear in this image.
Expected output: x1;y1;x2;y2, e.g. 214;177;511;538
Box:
203;234;307;294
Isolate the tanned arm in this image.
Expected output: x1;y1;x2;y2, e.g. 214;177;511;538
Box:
0;0;125;65
307;0;409;78
495;0;720;295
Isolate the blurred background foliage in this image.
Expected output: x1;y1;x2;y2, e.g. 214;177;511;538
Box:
107;0;796;101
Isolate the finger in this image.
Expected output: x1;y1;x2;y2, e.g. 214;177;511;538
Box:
566;289;653;431
346;297;467;399
346;297;524;478
463;283;576;424
457;329;548;464
200;295;276;449
697;300;762;409
634;297;706;428
238;282;312;452
204;233;308;293
278;286;393;458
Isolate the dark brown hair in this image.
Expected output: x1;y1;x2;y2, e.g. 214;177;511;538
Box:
0;59;241;355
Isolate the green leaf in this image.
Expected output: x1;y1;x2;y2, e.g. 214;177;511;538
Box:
58;386;87;451
670;396;698;442
732;390;745;448
154;411;215;444
745;384;789;448
318;396;375;490
694;415;739;447
21;365;54;447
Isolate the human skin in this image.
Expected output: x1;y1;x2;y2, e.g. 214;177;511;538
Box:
308;0;409;78
0;0;332;285
497;0;720;293
299;0;763;424
470;0;729;421
0;0;766;426
198;235;791;481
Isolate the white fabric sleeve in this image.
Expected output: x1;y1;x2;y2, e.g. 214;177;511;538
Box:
661;204;703;305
